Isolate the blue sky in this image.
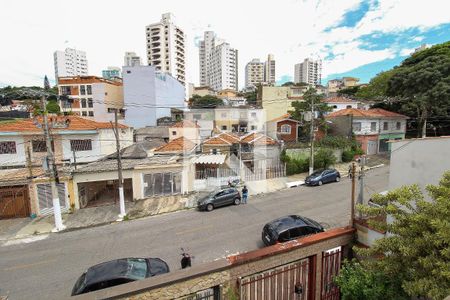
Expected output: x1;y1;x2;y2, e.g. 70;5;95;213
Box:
1;0;449;88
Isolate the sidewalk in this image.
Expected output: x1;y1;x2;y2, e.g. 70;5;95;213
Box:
4;193;199;241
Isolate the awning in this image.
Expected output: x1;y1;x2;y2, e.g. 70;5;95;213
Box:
193;154;226;165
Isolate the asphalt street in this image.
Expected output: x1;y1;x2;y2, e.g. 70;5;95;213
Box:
0;166;389;300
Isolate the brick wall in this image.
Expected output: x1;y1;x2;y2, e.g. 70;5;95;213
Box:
277;120;298;142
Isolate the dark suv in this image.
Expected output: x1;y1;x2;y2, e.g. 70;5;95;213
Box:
197;187;241;211
262;215;324;246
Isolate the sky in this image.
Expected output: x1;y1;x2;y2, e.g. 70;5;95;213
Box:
1;0;449;89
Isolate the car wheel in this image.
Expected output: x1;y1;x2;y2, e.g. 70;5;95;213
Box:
318;180;323;186
336;176;340;182
206;204;214;211
234;198;241;205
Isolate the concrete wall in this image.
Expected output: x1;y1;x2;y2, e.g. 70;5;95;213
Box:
91;83;124;123
389;137;450;192
98;128;133;156
73;227;354;300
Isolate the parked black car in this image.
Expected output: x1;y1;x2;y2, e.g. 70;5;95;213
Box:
305;168;340;186
197;187;241;211
71;257;169;296
262;215;324;246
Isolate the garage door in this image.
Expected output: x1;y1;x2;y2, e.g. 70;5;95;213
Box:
367;140;378;155
37;183;68;215
0;186;30;219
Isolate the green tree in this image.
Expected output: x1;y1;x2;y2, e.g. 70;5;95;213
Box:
353;171;450;299
335;260;408;300
314;148;336;169
243;89;257;105
189;94;223;108
46;100;60;113
355;70;396;100
290;88;332;135
281;81;295;87
387;41;450;137
338;86;360;97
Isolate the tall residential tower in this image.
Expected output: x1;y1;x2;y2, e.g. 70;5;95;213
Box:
294;58;322;86
53;48;88;82
199;31;238;91
245;54;276;89
145;13;186;86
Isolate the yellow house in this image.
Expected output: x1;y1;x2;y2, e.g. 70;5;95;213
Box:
257;86;306;122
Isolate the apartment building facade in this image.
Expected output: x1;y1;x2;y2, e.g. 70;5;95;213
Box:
124;52;142;67
145;13;186;86
57;76;124;122
199;31;238;91
245;59;264;89
264;54;276;84
53;48;88;82
102;67;121;80
294;58;322;86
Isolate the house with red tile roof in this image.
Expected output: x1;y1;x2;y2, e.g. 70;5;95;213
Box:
323;97;360;113
0;116;133;167
266;114;302;143
154;137;197;154
326;108;408;154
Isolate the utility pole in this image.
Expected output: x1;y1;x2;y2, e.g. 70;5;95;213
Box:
350;162;356;227
309;95;315;175
26;143;33;178
112;109;126;219
357;156;366;218
40;96;65;231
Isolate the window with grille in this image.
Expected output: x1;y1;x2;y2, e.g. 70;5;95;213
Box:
88;111;94;117
383;122;388;130
88;98;93;108
70;139;92;152
32;140;47;152
143;173;181;197
370;122;377;132
86;85;92;95
80;85;86;95
353;122;362;131
82;111;87;116
81;99;87;108
0;141;16;154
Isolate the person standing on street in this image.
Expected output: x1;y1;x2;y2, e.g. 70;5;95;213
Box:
242;186;248;204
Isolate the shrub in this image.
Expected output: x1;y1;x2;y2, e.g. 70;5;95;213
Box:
285;157;309;175
317;136;353;149
342;150;354;162
314;148;336;169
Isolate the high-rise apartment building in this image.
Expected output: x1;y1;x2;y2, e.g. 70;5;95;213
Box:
294;58;322;86
145;13;186;86
53;48;88;82
124;52;142;67
199;31;238;91
245;54;276;89
245;59;264;89
264;54;276;84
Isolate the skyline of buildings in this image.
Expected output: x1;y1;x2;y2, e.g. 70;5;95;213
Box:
53;48;89;82
145;13;186;86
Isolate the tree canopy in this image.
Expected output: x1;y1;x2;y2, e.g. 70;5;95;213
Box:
189;94;224;108
338;171;450;299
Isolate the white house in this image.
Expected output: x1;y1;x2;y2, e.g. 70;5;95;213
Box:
323;96;359;113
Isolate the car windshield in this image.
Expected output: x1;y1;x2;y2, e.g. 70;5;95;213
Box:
126;258;148;280
311;169;324;177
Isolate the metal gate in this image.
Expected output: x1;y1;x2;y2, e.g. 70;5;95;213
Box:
177;287;220;300
0;186;30;219
321;248;342;300
239;258;310;300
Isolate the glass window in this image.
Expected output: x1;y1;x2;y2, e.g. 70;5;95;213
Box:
32;140;47;152
353;122;362;131
278;230;290;242
70;139;92;152
280;124;291;134
88;111;94;117
221;125;227;130
143;174;154;197
81;99;87;108
383;122;388;130
153;173;163;195
172;131;177;136
163;173;172;195
86;85;92;95
173;173;181;194
0;141;16;154
370;122;376;131
80;85;86;95
82;111;87;116
88;99;93;108
396;122;401;130
126;258;148;280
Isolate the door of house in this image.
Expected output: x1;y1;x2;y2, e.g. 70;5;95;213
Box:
37;183;67;215
367;140;377;155
239;258;311;299
321;248;342;300
0;186;30;219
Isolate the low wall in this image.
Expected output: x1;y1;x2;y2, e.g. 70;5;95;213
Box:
286;148;343;163
73;227;355;300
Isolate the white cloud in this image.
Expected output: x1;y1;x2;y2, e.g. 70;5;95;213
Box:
0;0;449;88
